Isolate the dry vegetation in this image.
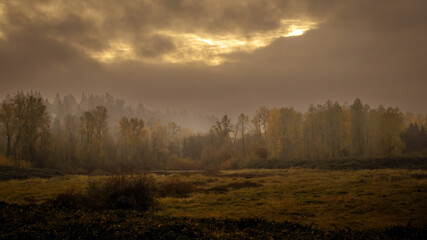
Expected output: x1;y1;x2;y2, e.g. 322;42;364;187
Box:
1;169;425;230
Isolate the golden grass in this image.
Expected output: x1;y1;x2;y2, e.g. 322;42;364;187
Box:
0;175;103;204
0;169;426;230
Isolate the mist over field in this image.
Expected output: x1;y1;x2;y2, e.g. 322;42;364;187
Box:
0;0;426;239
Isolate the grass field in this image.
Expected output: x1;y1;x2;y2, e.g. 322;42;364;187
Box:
244;157;427;170
1;168;426;231
0;166;63;181
4;204;425;240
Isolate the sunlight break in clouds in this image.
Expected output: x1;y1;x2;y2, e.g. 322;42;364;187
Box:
92;20;316;65
0;3;6;40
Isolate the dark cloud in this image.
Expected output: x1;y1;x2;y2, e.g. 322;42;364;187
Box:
0;0;426;116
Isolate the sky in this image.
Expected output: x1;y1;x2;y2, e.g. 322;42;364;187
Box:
0;0;426;116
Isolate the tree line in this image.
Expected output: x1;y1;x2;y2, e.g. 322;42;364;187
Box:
0;91;426;172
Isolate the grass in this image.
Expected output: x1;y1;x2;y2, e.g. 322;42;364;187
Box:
0;166;63;181
0;168;426;231
0;175;99;204
2;204;424;239
154;169;427;230
243;157;427;170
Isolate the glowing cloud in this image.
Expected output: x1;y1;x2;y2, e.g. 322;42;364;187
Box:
0;3;6;40
89;20;316;65
89;42;136;62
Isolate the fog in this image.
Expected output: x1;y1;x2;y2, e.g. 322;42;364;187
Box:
1;0;426;116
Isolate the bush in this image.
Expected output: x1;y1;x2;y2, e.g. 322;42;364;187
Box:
0;154;32;168
53;174;156;211
207;181;262;194
220;157;241;170
0;155;15;167
53;188;85;208
90;168;109;176
164;155;200;170
208;185;230;193
202;169;221;176
255;147;268;160
156;181;195;198
223;172;273;179
227;181;262;189
87;175;156;210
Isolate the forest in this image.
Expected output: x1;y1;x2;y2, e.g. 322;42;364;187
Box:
1;91;426;173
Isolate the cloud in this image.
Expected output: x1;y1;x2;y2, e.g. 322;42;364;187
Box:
0;0;327;65
0;0;426;116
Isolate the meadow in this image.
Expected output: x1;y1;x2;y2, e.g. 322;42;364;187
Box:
1;168;426;231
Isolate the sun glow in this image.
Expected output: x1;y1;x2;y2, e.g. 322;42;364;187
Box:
0;3;6;40
89;42;136;62
89;19;316;65
156;20;315;65
286;25;308;37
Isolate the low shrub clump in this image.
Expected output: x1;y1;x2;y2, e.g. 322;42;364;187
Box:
223;172;273;179
208;185;230;193
227;181;263;189
202;169;221;176
207;181;263;193
156;181;195;198
53;188;86;208
53;174;156;210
